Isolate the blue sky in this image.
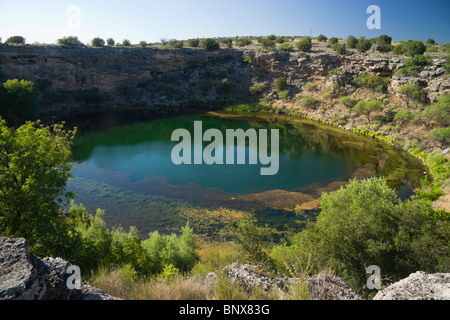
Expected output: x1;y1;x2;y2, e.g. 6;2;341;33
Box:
0;0;449;44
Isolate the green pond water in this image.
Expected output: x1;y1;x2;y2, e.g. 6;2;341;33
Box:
68;111;427;236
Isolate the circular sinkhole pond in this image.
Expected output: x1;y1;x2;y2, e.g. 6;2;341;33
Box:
68;111;427;236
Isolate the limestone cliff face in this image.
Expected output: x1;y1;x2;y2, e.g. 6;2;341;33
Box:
0;45;448;113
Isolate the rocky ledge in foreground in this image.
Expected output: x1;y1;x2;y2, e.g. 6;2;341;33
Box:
224;263;362;300
224;263;449;300
374;271;450;300
0;237;120;300
1;237;449;300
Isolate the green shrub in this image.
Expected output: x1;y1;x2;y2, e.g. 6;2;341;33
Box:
398;83;423;108
278;42;294;52
169;39;184;48
416;94;450;127
376;43;393;53
426;46;438;53
356;38;372;53
303;82;316;92
243;55;253;64
260;38;276;51
91;37;105;47
393;43;405;55
249;82;265;95
122;39;132;46
157;264;180;281
430;127;450;146
302;96;320;107
328;67;340;75
106;38;115;46
354;100;382;123
139;41;148;47
286;177;450;297
236;38;252;47
5;36;25;44
201;38;220;51
339;96;358;109
444;55;450;74
0;79;39;123
403;40;427;56
275;77;288;92
328;37;338;45
322;84;340;99
398;55;432;75
275;36;288;44
375;34;393;53
377;35;392;45
221;38;233;49
394;109;413;125
426;39;436;45
394;40;427;56
346;36;358;49
317;34;327;42
334;44;348;55
296;37;312;52
0;120;76;258
187;39;200;47
222;218;275;265
278;89;290;99
443;43;450;54
57;36;83;47
354;72;390;92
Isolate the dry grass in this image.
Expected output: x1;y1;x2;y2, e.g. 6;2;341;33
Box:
89;265;215;300
89;263;314;301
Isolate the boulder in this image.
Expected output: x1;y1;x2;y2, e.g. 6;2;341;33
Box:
373;271;450;300
0;237;120;300
0;238;46;300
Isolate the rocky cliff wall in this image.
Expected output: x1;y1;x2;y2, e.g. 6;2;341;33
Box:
1;45;448;115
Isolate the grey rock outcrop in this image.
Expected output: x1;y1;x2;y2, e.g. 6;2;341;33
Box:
374;271;450;300
225;263;362;300
0;237;46;300
0;237;120;300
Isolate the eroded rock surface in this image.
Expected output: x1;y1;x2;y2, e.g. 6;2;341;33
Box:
0;237;120;300
374;271;450;300
225;263;362;300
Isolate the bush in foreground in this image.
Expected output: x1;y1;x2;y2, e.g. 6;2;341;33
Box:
274;177;449;297
0;120;76;258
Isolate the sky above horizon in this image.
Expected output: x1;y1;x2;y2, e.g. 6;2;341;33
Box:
0;0;449;45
